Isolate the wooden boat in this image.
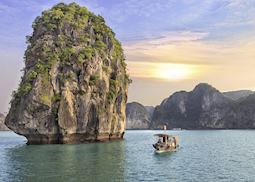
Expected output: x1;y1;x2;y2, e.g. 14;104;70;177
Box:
153;134;179;153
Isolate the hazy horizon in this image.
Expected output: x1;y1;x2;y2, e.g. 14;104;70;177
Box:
1;0;255;112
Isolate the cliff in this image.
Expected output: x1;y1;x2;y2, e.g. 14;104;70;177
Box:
145;106;155;120
223;90;254;101
126;102;153;129
5;3;130;144
0;113;9;131
152;83;255;129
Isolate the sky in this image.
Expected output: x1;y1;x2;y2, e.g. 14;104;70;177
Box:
0;0;255;113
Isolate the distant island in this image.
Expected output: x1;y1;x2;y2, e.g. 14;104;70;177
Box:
126;83;255;129
0;113;8;131
3;82;255;134
126;102;153;129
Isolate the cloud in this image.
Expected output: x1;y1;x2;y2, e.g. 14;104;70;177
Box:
123;31;210;65
108;0;173;21
0;2;12;13
226;0;252;8
214;0;255;27
124;31;209;47
125;28;255;105
124;31;211;81
127;61;208;81
124;30;255;82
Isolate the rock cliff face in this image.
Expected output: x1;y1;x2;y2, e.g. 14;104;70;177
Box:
126;102;153;129
5;3;130;144
0;114;9;131
145;106;155;120
223;90;254;101
152;83;255;129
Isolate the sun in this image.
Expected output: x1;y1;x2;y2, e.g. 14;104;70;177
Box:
152;63;195;81
127;61;200;81
156;64;191;80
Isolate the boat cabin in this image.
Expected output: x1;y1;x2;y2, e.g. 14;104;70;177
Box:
154;134;179;146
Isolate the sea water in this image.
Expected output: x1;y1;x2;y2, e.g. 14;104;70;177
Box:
0;130;255;182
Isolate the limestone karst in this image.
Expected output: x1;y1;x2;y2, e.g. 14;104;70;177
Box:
5;3;130;144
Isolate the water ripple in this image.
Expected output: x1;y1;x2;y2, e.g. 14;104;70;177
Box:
1;130;255;181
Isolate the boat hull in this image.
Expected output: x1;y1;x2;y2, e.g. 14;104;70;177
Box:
154;148;177;154
153;144;178;153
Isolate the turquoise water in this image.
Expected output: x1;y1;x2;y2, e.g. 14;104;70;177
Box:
1;130;255;182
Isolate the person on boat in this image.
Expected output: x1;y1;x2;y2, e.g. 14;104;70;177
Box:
157;138;162;143
173;137;177;148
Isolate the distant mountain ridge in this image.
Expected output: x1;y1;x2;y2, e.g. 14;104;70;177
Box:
126;102;154;129
0;113;9;131
223;90;254;101
126;83;255;129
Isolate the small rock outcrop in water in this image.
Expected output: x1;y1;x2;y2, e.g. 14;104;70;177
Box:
152;83;255;129
5;3;130;144
126;102;153;129
0;113;9;131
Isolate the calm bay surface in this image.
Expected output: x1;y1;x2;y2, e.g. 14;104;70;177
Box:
0;130;255;182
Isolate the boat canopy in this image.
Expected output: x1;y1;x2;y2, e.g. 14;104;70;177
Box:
154;134;177;138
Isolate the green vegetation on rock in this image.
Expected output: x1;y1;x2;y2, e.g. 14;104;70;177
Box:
12;2;131;105
7;2;130;144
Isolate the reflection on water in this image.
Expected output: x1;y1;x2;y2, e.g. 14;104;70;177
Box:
1;130;255;181
1;132;125;182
